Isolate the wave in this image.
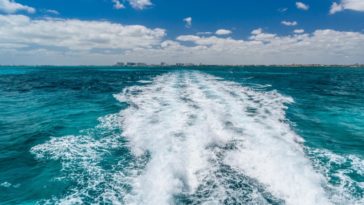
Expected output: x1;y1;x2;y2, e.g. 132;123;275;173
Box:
31;71;363;205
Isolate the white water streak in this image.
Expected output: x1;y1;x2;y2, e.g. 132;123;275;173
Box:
31;71;364;205
115;72;330;205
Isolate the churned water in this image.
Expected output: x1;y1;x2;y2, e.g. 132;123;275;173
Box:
0;66;363;205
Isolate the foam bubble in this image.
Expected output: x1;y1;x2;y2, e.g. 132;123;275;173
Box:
31;71;363;205
115;72;328;205
31;132;139;204
307;149;364;204
0;182;12;188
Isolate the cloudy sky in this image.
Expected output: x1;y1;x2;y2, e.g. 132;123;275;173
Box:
0;0;363;65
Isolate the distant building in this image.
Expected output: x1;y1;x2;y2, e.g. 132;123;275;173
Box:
126;62;137;66
136;63;147;66
114;62;125;66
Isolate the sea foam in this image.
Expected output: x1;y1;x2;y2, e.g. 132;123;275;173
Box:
31;71;363;205
115;72;327;205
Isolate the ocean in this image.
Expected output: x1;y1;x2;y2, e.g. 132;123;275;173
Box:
0;66;363;205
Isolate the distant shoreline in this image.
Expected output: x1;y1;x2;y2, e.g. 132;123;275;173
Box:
1;64;364;68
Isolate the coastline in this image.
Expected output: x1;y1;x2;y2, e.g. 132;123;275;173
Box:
0;64;364;69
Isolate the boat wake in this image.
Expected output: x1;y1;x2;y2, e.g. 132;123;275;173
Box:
31;71;364;205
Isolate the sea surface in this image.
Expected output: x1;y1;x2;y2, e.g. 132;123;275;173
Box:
0;66;363;205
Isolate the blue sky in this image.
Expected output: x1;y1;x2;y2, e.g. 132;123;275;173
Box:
0;0;364;65
17;0;364;37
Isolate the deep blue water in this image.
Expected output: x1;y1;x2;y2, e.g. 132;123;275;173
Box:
0;66;363;205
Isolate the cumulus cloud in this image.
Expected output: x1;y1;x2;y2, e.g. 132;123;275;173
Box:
251;28;263;35
293;29;305;34
112;0;125;10
128;0;152;10
281;21;298;26
0;0;35;14
330;0;364;14
0;15;364;65
0;14;165;52
296;2;309;10
249;28;276;42
330;2;344;14
183;17;192;28
215;29;232;35
123;29;364;65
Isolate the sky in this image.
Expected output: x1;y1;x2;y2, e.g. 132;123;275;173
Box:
0;0;364;65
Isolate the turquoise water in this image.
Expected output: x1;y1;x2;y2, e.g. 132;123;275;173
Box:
0;66;363;205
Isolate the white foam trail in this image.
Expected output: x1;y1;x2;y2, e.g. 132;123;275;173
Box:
31;71;363;205
114;72;330;205
31;132;139;204
308;149;364;204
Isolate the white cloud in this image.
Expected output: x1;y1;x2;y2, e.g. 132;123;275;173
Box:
128;0;152;10
278;8;288;13
46;9;59;15
1;15;364;65
330;2;344;14
251;28;263;35
249;30;276;42
296;2;309;10
112;0;125;10
281;21;298;26
123;29;364;65
196;31;213;35
293;29;305;34
0;14;165;52
215;29;232;35
183;17;192;28
330;0;364;14
0;0;35;14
